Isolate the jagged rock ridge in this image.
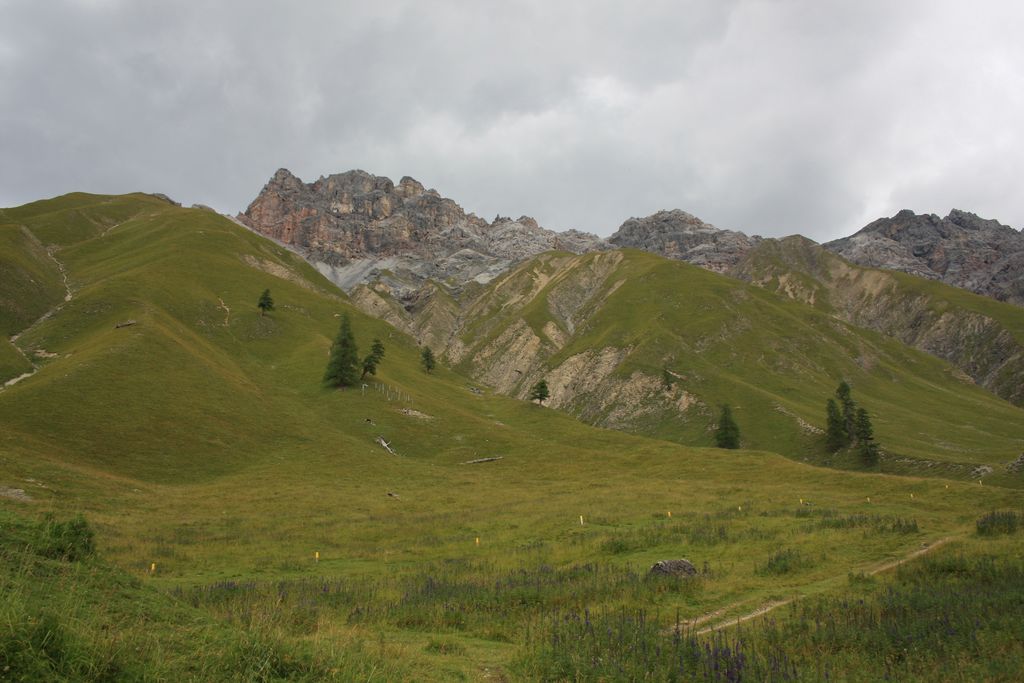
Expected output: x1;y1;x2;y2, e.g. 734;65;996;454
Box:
608;209;762;273
238;168;605;294
824;209;1024;306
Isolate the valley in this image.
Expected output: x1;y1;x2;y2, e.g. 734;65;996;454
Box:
1;191;1022;680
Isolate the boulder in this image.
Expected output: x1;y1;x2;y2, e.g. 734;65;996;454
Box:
648;559;697;577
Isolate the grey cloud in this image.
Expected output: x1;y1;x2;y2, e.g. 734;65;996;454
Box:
1;0;1022;242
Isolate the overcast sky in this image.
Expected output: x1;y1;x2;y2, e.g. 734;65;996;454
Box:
2;1;1022;240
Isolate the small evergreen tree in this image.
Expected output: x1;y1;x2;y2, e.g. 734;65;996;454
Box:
825;398;846;452
835;380;856;442
715;404;741;449
662;367;674;391
855;407;879;467
361;338;386;380
529;379;550;405
421;346;436;374
257;289;274;316
323;313;359;387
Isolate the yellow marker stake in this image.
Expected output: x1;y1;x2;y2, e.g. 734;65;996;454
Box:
799;498;803;505
867;497;871;503
667;511;672;518
150;563;156;574
910;493;914;499
315;551;319;563
945;484;949;489
475;537;480;546
738;506;742;512
579;515;585;526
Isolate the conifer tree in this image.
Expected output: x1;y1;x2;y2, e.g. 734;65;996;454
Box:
855;407;879;466
323;314;359;387
715;404;741;449
835;380;856;442
825;398;847;452
257;289;274;316
529;379;550;405
361;338;386;380
421;346;436;374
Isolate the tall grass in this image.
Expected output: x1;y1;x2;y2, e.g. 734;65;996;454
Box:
514;553;1024;681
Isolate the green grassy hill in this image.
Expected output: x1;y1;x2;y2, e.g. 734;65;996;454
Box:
733;235;1024;406
1;194;1022;680
415;249;1024;481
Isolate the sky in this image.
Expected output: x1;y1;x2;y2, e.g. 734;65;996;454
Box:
2;1;1022;241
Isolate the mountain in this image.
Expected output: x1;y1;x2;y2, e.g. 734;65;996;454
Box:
597;208;1024;406
824;209;1024;306
238;168;605;295
607;209;761;273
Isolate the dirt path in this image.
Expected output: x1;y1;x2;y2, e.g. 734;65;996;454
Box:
691;536;956;635
3;242;74;391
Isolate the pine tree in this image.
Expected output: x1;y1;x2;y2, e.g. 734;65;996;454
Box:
257;289;274;317
529;379;550;405
855;407;879;467
825;398;846;452
361;338;386;380
323;313;359;387
714;404;741;449
662;367;674;391
420;346;436;374
835;380;856;442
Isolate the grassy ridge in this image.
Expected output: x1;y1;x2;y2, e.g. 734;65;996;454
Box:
450;248;1024;476
735;235;1024;406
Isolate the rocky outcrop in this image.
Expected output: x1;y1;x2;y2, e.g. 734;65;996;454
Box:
608;209;761;273
238;169;606;294
824;209;1024;306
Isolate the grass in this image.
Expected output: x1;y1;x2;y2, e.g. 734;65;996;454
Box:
514;543;1024;681
448;248;1024;479
1;193;1023;679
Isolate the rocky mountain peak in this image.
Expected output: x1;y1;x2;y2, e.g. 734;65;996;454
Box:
607;209;762;273
824;209;1024;305
238;168;606;293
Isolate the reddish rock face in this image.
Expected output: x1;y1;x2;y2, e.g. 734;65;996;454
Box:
825;209;1024;306
238;168;604;272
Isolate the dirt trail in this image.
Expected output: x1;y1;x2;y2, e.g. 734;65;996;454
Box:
691;536;956;636
3;244;74;391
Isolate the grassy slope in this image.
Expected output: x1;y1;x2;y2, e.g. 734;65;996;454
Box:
452;249;1024;478
0;208;66;381
735;235;1024;405
1;194;1022;679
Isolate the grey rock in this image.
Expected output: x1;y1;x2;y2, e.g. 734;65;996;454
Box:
825;209;1024;306
648;559;698;576
608;210;762;273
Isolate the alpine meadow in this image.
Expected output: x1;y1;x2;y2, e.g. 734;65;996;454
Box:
1;187;1022;682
